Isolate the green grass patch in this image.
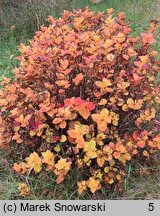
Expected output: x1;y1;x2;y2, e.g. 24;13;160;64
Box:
0;39;19;80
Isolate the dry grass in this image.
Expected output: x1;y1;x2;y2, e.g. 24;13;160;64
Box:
0;0;74;40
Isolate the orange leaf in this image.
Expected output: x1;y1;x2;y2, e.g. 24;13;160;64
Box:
73;73;84;86
52;118;62;124
60;59;69;69
42;150;55;171
12;132;23;144
7;84;16;93
141;32;155;44
95;78;112;95
137;140;145;148
54;158;71;183
92;108;111;131
127;98;143;110
113;151;120;159
59;121;67;129
86;177;101;193
67;122;89;148
13;162;27;174
0;99;8;106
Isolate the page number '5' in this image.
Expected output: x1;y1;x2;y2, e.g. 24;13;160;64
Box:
148;203;154;211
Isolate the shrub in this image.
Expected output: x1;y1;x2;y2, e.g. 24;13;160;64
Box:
0;8;160;195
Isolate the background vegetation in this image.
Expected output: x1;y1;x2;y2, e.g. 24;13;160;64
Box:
0;0;160;199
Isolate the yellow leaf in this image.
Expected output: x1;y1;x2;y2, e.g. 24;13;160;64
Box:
108;179;114;184
109;159;115;166
124;153;131;161
98;98;107;105
42;150;55;171
96;133;106;146
104;166;109;173
107;54;115;62
143;150;149;157
110;112;119;126
109;97;116;105
104;39;113;48
117;81;130;91
55;158;71;171
29;130;36;137
95;170;103;180
97;156;105;167
0;99;8;106
54;145;61;152
60;135;67;142
122;104;129;112
84;139;96;152
117;98;125;106
116;174;121;181
77;181;87;195
59;121;67;129
118;156;126;164
84;139;97;159
86;177;101;193
26;152;42;173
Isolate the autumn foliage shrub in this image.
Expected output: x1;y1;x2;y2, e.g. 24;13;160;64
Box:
0;8;160;195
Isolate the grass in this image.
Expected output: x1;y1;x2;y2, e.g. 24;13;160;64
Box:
0;0;160;200
0;0;72;41
0;39;19;80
